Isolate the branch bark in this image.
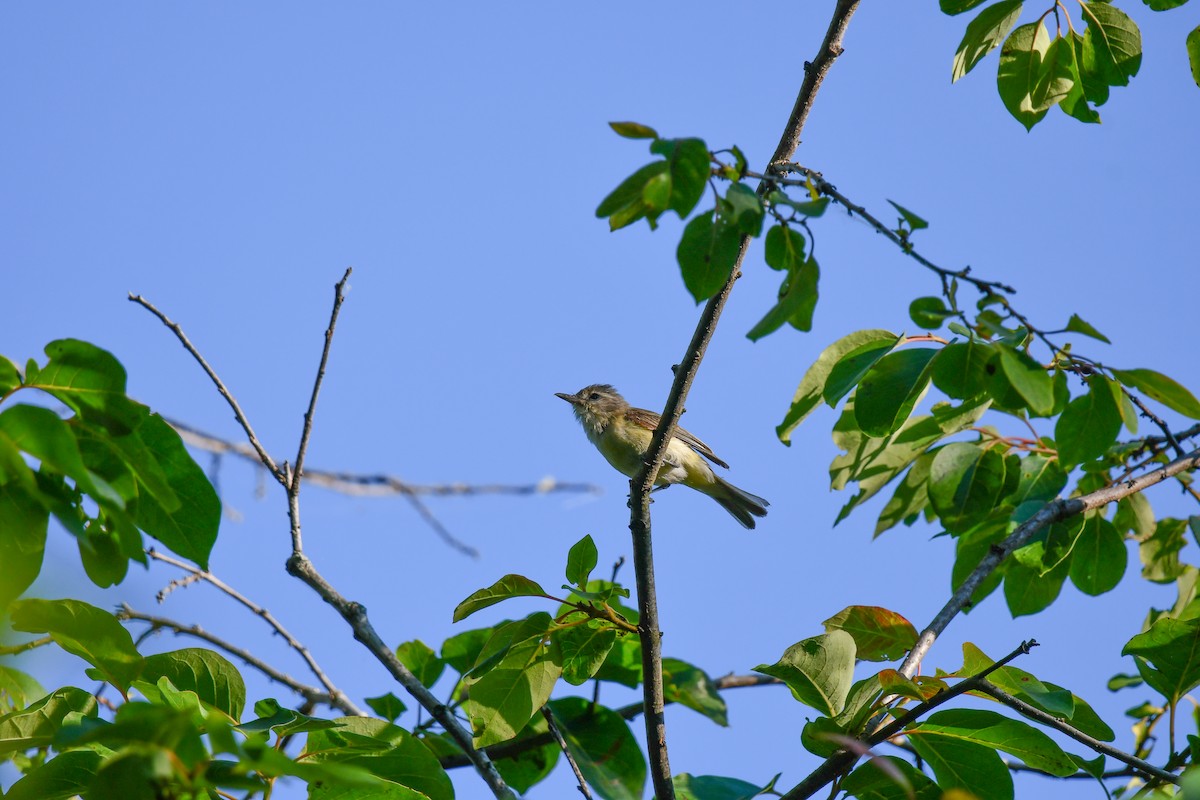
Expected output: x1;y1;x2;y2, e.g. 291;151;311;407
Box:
626;4;861;798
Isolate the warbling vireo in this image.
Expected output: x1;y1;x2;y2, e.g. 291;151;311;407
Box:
556;384;768;529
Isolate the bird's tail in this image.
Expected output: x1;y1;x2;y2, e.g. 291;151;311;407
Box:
706;475;769;529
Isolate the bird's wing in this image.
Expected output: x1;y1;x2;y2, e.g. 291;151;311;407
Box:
625;406;730;469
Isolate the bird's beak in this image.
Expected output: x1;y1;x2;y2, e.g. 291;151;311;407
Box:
555;392;580;406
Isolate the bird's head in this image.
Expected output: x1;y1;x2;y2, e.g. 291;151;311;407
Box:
555;384;629;434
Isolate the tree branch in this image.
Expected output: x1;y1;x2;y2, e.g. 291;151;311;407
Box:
293;268;351;492
129;293;284;484
542;706;593;799
118;605;345;712
147;548;365;717
977;681;1179;785
780;640;1037;800
624;5;861;798
899;446;1200;680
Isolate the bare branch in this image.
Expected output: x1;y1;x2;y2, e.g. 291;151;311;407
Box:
129;293;284;483
293;268;352;492
0;635;53;656
118;605;346;712
978;681;1179;785
169;418;598;497
626;4;862;799
147;548;365;717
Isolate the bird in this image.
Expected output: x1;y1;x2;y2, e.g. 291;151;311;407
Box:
555;384;768;529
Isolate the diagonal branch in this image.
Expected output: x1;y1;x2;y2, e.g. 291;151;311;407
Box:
293;267;351;492
147;548;365;717
118;605;344;712
899;446;1200;680
626;4;862;799
978;681;1179;785
129;293;285;484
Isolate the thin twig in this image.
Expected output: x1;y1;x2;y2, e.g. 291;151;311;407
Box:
898;446;1200;681
625;5;862;799
0;635;53;656
978;681;1178;785
398;489;480;558
118;605;342;711
129;293;284;484
147;548;365;717
542;706;593;799
293;268;351;493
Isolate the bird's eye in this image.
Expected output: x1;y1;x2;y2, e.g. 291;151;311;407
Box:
588;392;601;401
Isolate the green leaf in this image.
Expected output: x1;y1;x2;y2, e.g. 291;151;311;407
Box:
907;734;1012;800
0;356;20;395
596;161;669;230
550;697;646;800
912;708;1077;776
593;633;641;688
239;699;342;737
9;599;143;692
823;336;902;408
395;639;446;688
124;411;219;569
724;183;764;237
662;658;728;727
998;22;1052;130
1004;555;1069;616
1009;453;1067;506
0;481;49;609
823;606;918;661
1141;518;1188;583
463;654;561;747
650;137;711;218
453;574;546;622
1059;36;1102;123
26;340;139;432
674;773;775;800
0;405;116;506
874;452;933;537
1069;516;1127;595
941;0;990;14
141;648;245;721
1032;35;1077;110
565;534;598;587
364;693;406;722
1064;313;1110;343
753;631;856;716
953;0;1025;82
763;224;806;271
996;345;1053;415
4;749;102;800
0;687;98;754
1055;374;1123;467
929;443;1007;533
854;348;938;437
1124;616;1200;702
887;200;929;230
842;756;941;800
908;297;950;330
747;255;819;340
931;341;992;400
1080;0;1142;86
441;626;495;673
608;121;658;139
777;330;897;444
677;210;742;303
832;398;991;523
1112;367;1200;419
490;713;559;793
1188;26;1200;87
557;625;616;686
305;717;455;800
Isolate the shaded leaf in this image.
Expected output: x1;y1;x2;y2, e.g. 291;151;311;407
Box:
998;22;1051;130
823;606;918;662
677;210;742;303
550;697;646;800
663;658;728;727
854;348;938;437
953;0;1025;82
9;599;143;692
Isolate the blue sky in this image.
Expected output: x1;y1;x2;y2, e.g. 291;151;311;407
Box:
2;3;1199;798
